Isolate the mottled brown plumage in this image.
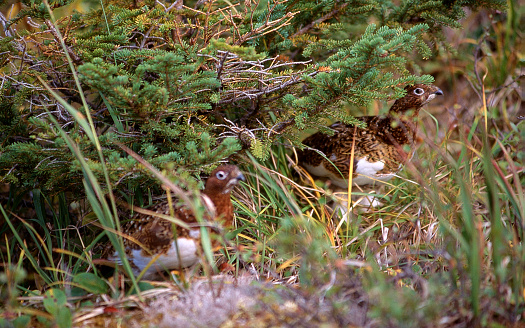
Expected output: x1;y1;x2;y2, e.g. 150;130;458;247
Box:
299;84;443;188
104;165;245;278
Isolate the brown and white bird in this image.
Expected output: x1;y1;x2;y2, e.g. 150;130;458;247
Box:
298;84;443;189
104;165;245;279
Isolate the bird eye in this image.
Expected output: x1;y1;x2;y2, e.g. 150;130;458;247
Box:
215;171;227;180
413;88;424;95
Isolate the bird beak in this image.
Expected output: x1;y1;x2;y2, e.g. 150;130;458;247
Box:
236;172;246;182
434;88;444;96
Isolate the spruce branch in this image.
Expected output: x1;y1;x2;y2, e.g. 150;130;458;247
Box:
292;2;349;38
0;0;507;189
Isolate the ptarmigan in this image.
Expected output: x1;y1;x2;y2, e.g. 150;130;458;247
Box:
104;165;245;279
299;84;443;189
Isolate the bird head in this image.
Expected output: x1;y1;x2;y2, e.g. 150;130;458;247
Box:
389;84;443;115
204;165;245;196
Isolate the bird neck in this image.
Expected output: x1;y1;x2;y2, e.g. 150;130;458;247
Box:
388;100;420;117
385;100;422;143
379;114;419;145
202;190;234;226
388;99;404;113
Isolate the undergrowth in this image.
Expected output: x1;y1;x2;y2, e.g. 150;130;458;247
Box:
1;1;524;328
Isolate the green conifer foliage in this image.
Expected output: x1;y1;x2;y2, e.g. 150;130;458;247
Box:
0;0;505;193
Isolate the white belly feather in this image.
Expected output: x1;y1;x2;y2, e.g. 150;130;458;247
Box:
352;157;393;185
304;157;394;188
111;237;200;278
